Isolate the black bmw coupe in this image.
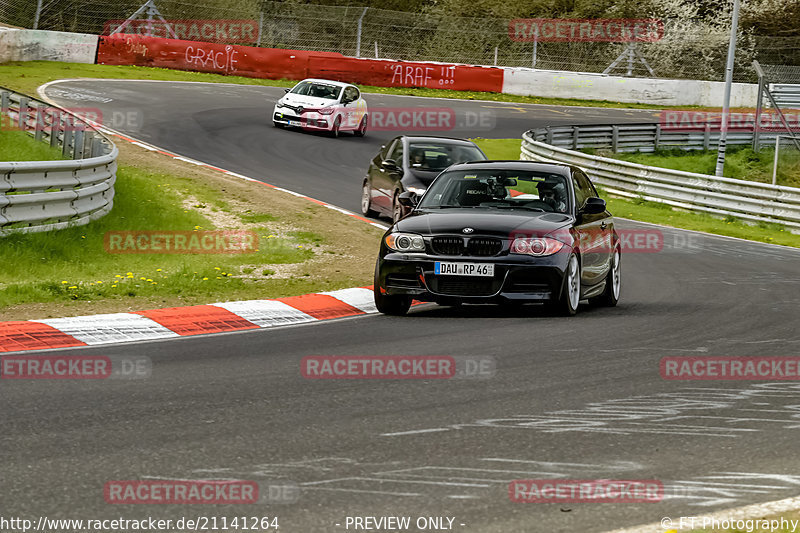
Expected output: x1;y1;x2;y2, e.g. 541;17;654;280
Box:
373;161;621;316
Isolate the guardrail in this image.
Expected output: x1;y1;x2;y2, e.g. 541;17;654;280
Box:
520;125;800;230
0;87;117;236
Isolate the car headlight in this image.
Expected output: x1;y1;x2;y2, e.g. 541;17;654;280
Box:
275;101;284;108
318;106;335;115
510;237;564;257
385;233;425;252
406;186;426;196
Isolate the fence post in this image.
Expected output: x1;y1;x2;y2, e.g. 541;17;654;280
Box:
704;123;711;150
654;124;661;151
753;71;765;150
34;105;45;142
572;126;579;150
74;127;85;159
612;125;619;152
355;7;368;58
545;127;553;144
18;97;29;130
62;127;73;158
1;91;10;130
91;136;103;158
50;110;61;148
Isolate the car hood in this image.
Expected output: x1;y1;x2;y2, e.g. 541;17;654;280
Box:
279;93;337;110
395;209;574;238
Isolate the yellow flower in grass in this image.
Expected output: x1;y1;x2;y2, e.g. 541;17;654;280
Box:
68;285;77;289
114;275;122;278
61;281;68;284
156;268;162;272
202;277;209;281
140;277;147;281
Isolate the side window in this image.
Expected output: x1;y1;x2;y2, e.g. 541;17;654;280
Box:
381;138;399;159
571;175;587;210
575;170;599;199
343;86;358;102
388;140;404;164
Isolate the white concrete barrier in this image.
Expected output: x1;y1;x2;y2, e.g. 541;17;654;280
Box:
502;67;758;107
0;28;98;64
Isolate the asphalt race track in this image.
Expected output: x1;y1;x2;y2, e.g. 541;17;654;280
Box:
3;80;798;532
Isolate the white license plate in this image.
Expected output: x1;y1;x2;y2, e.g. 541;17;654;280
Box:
435;262;494;277
288;120;302;126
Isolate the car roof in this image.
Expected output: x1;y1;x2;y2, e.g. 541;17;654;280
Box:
297;78;352;88
401;136;479;146
446;160;573;175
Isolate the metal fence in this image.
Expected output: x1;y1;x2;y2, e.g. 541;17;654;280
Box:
520;125;800;230
3;0;800;82
0;88;117;236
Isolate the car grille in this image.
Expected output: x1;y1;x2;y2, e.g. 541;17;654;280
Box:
430;236;502;256
467;237;502;257
431;277;499;296
431;236;465;255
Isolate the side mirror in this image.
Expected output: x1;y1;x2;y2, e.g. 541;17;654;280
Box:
381;159;398;171
581;197;606;215
398;191;418;208
284;88;290;93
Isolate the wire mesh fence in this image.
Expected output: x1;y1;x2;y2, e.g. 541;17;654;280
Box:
2;0;800;82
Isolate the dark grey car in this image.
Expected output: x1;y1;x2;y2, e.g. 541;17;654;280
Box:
360;136;487;222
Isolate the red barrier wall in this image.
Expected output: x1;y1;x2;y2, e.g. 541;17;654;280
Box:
97;34;504;93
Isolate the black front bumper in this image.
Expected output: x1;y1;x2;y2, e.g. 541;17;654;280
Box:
377;251;571;304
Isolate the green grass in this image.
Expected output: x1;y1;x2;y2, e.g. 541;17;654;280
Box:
0;60;683;110
609;146;800;188
0;128;67;161
0;159;315;309
471;138;800;248
473;138;523;160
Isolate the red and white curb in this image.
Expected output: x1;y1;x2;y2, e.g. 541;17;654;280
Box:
0;287;380;353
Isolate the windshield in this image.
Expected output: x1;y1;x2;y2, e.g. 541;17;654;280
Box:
407;143;486;171
418;169;571;214
289;81;342;100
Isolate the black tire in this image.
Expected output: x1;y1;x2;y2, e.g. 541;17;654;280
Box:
361;180;378;217
590;247;621;307
391;191;405;223
354;115;368;137
549;253;580;316
330;116;341;138
374;261;411;316
273;121;284;128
